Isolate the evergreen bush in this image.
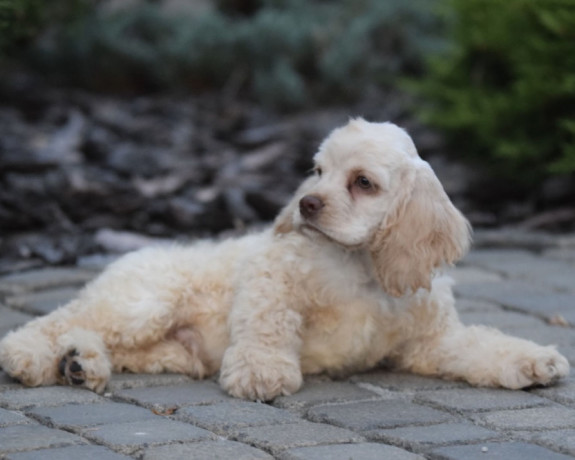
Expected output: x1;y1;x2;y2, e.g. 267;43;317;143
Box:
0;0;88;55
411;0;575;181
17;0;439;108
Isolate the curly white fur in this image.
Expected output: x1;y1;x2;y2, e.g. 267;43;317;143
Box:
0;119;569;400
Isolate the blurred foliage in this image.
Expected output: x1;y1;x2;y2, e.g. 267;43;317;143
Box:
4;0;574;185
0;0;43;52
0;0;88;54
3;0;441;108
410;0;575;181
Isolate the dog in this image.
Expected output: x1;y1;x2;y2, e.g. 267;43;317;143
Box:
0;119;569;400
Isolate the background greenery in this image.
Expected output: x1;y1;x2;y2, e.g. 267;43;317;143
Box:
411;0;575;183
1;0;440;106
1;0;574;184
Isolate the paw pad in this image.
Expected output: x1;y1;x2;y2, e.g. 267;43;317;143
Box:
58;349;86;386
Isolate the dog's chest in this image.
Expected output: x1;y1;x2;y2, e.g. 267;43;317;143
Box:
299;276;393;374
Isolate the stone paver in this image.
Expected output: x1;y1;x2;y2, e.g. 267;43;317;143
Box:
416;387;548;412
0;408;33;427
431;441;573;460
459;309;547;330
106;372;193;391
143;440;274;460
462;248;575;293
273;379;379;410
474;405;575;430
175;400;301;432
29;402;159;429
455;279;575;324
532;429;575;456
4;445;132;460
350;370;469;391
279;442;423;460
307;400;455;431
231;421;364;455
0;386;104;410
79;419;216;455
114;381;232;410
0;243;574;459
367;422;499;450
453;297;501;313
0;424;86;453
534;377;575;407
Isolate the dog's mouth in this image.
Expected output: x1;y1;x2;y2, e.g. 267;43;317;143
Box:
301;222;327;238
300;223;363;250
300;222;336;243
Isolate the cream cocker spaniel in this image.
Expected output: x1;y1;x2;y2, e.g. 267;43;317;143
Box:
0;119;569;400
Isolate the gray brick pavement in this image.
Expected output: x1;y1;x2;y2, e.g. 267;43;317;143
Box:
278;443;424;460
414;387;548;412
307;400;456;431
174;400;301;432
3;445;132;460
231;421;364;455
430;441;574;460
143;441;274;460
79;419;216;456
366;422;499;451
0;242;574;459
28;402;159;429
0;424;87;453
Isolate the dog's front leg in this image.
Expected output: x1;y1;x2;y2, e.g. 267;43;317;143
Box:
219;274;303;401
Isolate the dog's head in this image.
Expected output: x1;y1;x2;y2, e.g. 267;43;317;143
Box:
275;118;471;297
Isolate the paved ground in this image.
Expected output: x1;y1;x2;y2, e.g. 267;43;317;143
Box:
1;233;575;459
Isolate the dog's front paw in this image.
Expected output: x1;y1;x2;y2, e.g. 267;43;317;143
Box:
56;330;111;394
57;347;110;394
219;345;302;401
500;346;569;389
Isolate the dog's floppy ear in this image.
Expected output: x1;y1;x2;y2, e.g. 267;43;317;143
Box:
369;161;471;297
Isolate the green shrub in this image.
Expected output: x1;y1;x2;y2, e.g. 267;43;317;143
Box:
0;0;43;53
0;0;88;55
23;0;439;108
411;0;575;181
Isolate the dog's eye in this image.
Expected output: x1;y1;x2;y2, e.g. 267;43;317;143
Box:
314;167;323;177
355;175;372;190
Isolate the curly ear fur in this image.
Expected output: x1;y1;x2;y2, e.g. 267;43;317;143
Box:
370;161;471;297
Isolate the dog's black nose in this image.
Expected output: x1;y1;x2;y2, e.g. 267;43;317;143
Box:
299;195;324;219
